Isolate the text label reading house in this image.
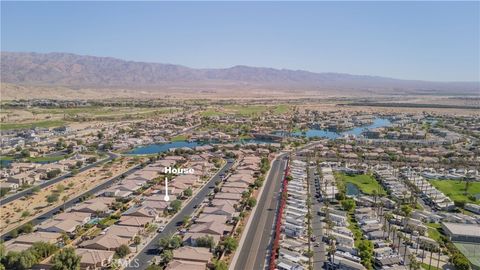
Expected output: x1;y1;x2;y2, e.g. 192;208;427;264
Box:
164;167;195;174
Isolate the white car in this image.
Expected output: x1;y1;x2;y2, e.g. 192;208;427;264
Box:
157;226;165;233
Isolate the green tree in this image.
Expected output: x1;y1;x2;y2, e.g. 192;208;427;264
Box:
9;229;18;238
20;149;30;158
169;235;182;249
246;197;257;208
61;195;69;211
51;247;80;270
213;259;228;270
158;236;170;249
222;236;238;254
182;216;190;226
0;242;5;261
46;169;61;179
115;244;130;258
31;241;58;259
341;199;356;212
169;200;182;213
196;235;216;249
401;205;412;217
161;249;173;264
133;236;141;252
19;223;33;234
46;193;59;204
21;211;30;218
183;187;193;197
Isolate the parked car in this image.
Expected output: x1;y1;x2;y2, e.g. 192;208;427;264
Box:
157;226;165;233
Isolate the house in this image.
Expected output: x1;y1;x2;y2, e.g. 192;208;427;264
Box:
214;192;242;201
53;212;91;224
0;182;19;190
72;197;115;216
172;246;212;264
123;205;159;220
75;248;115;270
202;204;236;219
106;225;142;240
80;234;130;251
188;221;230;236
13;231;62;245
195;214;228;224
7;172;39;185
165;260;207;270
183;232;221;247
72;202;110;216
117;215;153;227
4;242;32;253
37;219;82;234
210;199;238;208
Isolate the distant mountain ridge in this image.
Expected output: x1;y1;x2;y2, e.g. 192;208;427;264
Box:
1;51;478;94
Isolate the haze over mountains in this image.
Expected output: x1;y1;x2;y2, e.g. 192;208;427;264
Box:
1;52;478;96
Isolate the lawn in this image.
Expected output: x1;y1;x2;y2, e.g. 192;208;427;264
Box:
27;155;68;163
421;263;441;270
427;223;442;241
429;179;480;204
0;120;66;130
335;172;386;195
201;109;225;117
273;105;290;114
224;105;269;116
170;134;188;142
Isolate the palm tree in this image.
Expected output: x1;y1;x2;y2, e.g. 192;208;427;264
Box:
427;243;434;270
62;195;69;212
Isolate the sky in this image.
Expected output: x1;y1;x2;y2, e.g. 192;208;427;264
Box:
1;1;479;82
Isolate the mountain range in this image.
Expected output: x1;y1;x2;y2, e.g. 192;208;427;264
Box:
1;52;478;95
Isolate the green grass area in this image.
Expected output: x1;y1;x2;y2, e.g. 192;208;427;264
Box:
170;134;188;142
335;172;387;195
27;155;68;163
273;104;290;114
29;107;105;115
430;179;480;204
421;263;441;270
0;120;66;131
427;223;441;229
427;224;442;242
201;109;225;117
224;105;269;116
239;134;253;140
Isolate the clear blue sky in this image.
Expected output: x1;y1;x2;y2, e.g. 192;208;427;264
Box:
2;1;479;82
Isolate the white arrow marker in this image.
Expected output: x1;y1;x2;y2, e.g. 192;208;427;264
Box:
164;177;170;202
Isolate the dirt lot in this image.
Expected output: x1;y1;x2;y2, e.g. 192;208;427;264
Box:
0;157;142;234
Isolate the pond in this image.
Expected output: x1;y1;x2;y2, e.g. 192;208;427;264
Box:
126;141;203;155
291;117;391;139
0;159;12;168
346;182;361;196
126;138;277;155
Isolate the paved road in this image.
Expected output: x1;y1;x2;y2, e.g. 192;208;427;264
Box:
234;154;287;270
1;152;118;205
309;166;326;270
126;159;235;270
0;154;139;241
